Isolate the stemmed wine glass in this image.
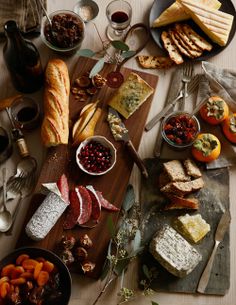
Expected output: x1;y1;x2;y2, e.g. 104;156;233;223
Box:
106;0;132;41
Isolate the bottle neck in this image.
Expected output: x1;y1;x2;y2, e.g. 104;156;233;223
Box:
4;20;27;49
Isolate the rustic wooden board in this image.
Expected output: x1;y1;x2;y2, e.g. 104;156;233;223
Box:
16;57;158;278
140;158;230;295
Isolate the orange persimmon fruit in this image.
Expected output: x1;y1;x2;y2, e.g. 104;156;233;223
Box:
200;96;229;125
222;112;236;144
192;133;221;162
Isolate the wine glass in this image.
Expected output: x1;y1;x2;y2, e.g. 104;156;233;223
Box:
106;0;132;41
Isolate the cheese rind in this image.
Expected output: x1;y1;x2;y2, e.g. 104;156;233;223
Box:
149;225;202;277
108;72;154;119
152;0;222;28
179;0;234;46
176;213;210;243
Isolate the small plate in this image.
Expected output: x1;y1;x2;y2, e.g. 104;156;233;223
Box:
149;0;236;61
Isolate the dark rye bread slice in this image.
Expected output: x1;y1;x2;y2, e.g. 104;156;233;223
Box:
163;160;191;182
159;171;171;189
164;194;199;210
161;31;184;65
160;177;204;197
174;23;203;52
137;55;174;69
183;159;202;178
182;24;213;51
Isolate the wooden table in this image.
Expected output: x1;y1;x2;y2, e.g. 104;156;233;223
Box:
0;0;235;304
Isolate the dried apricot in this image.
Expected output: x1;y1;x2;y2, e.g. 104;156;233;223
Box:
1;264;15;277
10;277;26;285
16;254;29;265
0;277;9;286
43;261;54;273
36;271;49;286
21;272;34;280
35;257;46;263
22;259;38;270
33;262;43;280
11;266;25;279
0;281;10;298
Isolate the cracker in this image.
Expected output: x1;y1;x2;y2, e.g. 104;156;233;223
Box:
137;55;174;69
168;29;193;58
182;24;213;51
161;31;184;65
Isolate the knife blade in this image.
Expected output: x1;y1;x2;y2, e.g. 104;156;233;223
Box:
197;210;231;293
154;66;184;157
108;107;148;178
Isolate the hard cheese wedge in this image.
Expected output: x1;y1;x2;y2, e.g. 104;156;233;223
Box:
179;0;234;46
152;0;222;28
108;72;154;119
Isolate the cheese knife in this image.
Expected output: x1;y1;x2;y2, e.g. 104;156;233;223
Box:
197;210;231;293
108;107;148;178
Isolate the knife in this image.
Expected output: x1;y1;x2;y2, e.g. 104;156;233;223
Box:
153;66;184;157
197;210;231;293
108;107;148;178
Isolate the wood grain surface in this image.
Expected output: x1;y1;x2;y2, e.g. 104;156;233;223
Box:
16;56;158;278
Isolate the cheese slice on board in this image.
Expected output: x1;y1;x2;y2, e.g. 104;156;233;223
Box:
152;0;222;28
178;0;234;46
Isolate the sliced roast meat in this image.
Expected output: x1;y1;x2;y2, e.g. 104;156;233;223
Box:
86;185;101;222
57;174;70;204
63;189;81;229
77;186;92;225
96;191;119;212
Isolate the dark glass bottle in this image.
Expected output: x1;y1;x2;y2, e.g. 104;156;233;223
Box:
3;20;44;93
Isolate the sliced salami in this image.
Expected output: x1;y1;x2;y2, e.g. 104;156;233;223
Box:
63;189;81;230
86;185;101;222
96;191;119;212
57;174;70;204
77;186;92;225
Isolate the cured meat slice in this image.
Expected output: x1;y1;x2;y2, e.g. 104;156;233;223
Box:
57;174;70;204
77;186;92;225
86;185;101;222
96;191;119;212
63;189;81;229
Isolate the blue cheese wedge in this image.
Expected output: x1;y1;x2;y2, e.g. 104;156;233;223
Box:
108;72;154;119
179;0;234;46
176;213;210;243
149;225;202;277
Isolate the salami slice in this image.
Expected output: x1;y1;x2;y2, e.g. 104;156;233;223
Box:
86;185;101;222
57;174;70;204
63;190;81;230
77;186;92;225
96;191;119;212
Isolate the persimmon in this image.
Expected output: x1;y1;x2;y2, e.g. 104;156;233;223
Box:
192;133;221;162
222;113;236;144
200;96;229;125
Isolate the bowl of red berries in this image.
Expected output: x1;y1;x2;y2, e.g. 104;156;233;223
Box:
76;135;117;175
161;111;200;149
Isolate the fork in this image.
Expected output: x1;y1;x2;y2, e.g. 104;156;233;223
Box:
180;62;194;110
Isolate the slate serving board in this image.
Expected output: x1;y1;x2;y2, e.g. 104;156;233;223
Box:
16;57;158;278
140;158;230;295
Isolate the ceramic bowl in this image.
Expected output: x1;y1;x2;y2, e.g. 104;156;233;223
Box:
161;111;200;149
41;10;85;54
76;135;117;175
0;247;72;305
74;0;99;22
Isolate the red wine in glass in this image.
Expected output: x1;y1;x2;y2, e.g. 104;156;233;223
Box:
111;11;129;23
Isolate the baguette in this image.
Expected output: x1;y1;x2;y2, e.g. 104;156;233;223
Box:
41;59;70;147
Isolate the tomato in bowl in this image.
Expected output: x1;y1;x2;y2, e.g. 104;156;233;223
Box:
162;111;200;149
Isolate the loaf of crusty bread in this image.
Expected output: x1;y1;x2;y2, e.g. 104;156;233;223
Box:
41;59;70;147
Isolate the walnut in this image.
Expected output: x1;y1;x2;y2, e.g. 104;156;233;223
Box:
60;249;75;266
75;247;88;261
78;234;93;249
61;235;76;250
81;261;95;273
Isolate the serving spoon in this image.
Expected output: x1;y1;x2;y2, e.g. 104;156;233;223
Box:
0;168;13;232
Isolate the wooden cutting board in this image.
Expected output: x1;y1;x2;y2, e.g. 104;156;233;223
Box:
16;57;158;278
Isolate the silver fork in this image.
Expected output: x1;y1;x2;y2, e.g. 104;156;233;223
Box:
180;62;194;110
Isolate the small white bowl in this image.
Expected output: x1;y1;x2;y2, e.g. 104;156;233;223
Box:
76;136;117;176
74;0;99;22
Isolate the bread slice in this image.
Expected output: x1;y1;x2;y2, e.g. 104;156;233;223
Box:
161;177;204;197
163;160;191;182
165;194;199;210
174;23;203;52
108;72;154;119
161;31;184;65
168;29;193;58
137;55;174;69
152;0;221;28
182;24;213;51
159;172;171;188
183;159;202;178
179;0;234;46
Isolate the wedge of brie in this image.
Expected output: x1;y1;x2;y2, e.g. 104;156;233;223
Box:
179;0;234;46
152;0;222;28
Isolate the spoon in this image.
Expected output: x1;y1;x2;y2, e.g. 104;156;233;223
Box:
38;0;52;28
0;168;12;232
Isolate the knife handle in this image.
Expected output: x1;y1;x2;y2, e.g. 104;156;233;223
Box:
126;140;148;178
197;240;220;293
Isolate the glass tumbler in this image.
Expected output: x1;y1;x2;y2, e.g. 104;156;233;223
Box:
106;0;132;41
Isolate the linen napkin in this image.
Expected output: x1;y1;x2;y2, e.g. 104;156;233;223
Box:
0;0;47;36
